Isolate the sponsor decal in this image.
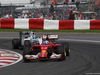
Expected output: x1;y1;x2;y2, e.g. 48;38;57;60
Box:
42;50;46;53
25;55;30;58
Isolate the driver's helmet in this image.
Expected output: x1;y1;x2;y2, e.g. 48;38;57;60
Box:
44;40;49;45
30;31;34;36
33;35;36;39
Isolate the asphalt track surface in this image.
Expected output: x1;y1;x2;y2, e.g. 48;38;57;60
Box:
0;32;100;75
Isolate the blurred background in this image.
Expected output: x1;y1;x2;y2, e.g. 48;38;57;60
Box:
0;0;100;20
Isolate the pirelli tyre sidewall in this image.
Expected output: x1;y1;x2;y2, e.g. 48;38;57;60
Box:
12;38;20;49
62;43;70;56
23;40;31;62
57;46;66;61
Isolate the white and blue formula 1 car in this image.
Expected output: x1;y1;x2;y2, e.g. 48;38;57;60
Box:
12;31;42;50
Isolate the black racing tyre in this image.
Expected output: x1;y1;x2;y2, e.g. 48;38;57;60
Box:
62;43;70;56
57;46;66;61
24;40;31;47
12;38;20;49
47;47;52;58
23;40;31;62
23;46;31;62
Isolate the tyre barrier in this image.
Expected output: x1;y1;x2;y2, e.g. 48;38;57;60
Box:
0;19;100;30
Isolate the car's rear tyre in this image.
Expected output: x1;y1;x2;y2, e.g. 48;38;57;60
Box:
23;40;31;62
12;38;20;49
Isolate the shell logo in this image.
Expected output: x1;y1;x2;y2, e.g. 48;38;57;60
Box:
42;50;46;53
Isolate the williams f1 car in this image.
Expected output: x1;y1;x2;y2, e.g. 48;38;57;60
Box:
12;31;42;50
23;34;70;62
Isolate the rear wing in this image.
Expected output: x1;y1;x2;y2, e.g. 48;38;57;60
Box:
43;34;59;39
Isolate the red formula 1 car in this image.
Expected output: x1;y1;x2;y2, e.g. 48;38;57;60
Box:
23;34;70;62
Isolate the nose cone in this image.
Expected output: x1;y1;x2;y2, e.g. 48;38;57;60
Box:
39;50;48;60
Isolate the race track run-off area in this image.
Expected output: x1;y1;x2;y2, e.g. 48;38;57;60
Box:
0;32;100;75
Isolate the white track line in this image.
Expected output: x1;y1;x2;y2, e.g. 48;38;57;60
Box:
0;60;15;62
0;37;18;39
0;63;8;65
60;39;100;44
0;36;100;44
0;57;18;59
0;36;100;43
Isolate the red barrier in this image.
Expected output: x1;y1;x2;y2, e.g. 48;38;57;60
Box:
90;20;100;29
0;19;1;28
0;19;14;29
59;20;74;30
1;19;100;30
29;19;44;29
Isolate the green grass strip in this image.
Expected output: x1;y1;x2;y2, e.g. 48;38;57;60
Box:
0;29;100;33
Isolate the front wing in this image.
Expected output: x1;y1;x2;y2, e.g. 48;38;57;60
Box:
24;53;62;60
